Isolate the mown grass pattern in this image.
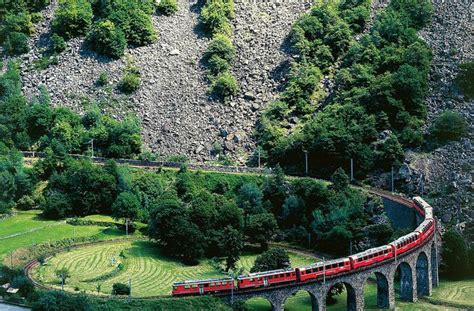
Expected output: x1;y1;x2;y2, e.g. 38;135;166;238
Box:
33;241;316;297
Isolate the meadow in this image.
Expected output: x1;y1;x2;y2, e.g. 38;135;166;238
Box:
32;240;316;297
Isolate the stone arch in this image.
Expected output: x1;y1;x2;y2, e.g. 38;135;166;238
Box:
431;242;439;287
395;261;414;301
326;282;358;311
283;290;319;311
241;296;274;311
416;251;430;297
363;272;392;309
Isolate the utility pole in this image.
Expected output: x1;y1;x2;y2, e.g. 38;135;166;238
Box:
349;240;352;255
350;158;354;181
322;257;326;284
126;219;129;237
303;150;309;176
61;272;64;291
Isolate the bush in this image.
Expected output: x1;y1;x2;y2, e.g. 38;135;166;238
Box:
109;6;157;46
456;61;474;100
96;72;109;86
51;0;93;39
205;34;236;64
211;71;238;99
200;0;233;36
119;58;141;93
50;33;66;53
112;282;130;296
157;0;179;16
86;20;126;59
3;32;30;56
430;111;468;142
119;72;140;94
0;13;34;43
250;247;290;272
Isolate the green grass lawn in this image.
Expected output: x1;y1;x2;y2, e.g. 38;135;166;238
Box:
0;210;128;262
32;240;316;297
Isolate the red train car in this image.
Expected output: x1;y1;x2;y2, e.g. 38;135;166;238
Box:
415;219;435;243
389;231;420;256
296;258;351;282
413;196;430;216
349;245;393;270
172;277;234;296
237;268;297;289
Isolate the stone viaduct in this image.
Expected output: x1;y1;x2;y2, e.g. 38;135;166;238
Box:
222;194;440;311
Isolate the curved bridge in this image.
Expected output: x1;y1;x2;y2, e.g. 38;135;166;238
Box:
221;191;440;311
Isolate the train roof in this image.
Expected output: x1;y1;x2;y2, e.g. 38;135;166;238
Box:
415;219;433;233
173;277;233;286
413;196;431;208
238;268;295;279
299;257;349;270
390;231;418;245
349;245;391;259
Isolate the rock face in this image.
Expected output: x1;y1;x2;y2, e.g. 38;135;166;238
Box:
17;0;310;164
399;1;473;224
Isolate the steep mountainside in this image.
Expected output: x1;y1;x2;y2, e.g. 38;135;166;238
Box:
17;0;309;163
400;1;473;224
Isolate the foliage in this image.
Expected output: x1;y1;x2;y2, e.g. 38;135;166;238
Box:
3;32;30;55
157;0;178;16
250;247;290;273
330;168;350;192
111;191;141;224
32;291;93;311
218;225;244;271
200;0;234;36
441;228;469;279
430;111;468;143
96;72;109;86
50;33;67;53
256;0;433;177
456;61;474;100
245;213;278;250
51;0;93;39
119;57;141;93
211;71;238;99
55;267;71;284
86;20;126;59
111;282;130;296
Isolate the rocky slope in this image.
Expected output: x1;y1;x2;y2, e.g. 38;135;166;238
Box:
18;0;310;164
400;1;473;225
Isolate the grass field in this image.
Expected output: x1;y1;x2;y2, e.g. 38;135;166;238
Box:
0;210;128;262
245;278;474;310
32;240;316;297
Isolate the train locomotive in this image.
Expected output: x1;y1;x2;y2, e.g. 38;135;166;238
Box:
172;196;435;296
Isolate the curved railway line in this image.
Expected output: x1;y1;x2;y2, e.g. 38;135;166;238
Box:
21;152;440;310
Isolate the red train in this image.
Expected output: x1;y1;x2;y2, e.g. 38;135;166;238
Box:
172;197;435;296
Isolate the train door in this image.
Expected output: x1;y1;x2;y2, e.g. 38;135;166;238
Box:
199;285;204;294
263;277;269;286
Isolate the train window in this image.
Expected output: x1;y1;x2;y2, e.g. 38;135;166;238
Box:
210;283;215;286
250;278;254;282
192;285;198;288
185;285;190;289
258;278;261;281
286;273;290;277
269;276;273;279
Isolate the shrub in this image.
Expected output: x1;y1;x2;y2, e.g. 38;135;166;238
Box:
456;61;474;100
51;0;93;39
112;282;130;296
50;33;66;53
86;20;126;59
250;247;290;272
119;72;140;94
205;34;235;63
0;13;34;43
207;55;231;76
109;6;157;46
3;32;30;56
430;111;468;142
157;0;179;16
96;72;109;86
200;0;233;36
211;71;238;99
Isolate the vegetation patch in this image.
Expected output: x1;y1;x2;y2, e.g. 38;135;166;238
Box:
256;0;434;178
